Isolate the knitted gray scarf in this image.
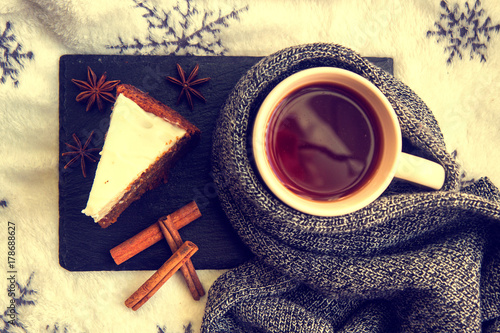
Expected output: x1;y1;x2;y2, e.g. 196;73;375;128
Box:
202;43;500;332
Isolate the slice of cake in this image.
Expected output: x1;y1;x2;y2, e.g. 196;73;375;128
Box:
82;84;201;228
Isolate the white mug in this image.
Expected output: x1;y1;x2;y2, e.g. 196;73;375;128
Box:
252;67;445;216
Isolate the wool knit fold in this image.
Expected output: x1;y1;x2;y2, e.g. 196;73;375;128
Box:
202;43;500;332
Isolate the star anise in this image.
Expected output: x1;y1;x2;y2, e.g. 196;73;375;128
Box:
62;131;101;178
166;63;211;110
71;66;120;112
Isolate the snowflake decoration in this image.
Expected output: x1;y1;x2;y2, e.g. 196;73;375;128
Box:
157;322;193;333
0;21;34;87
107;0;248;55
427;0;500;64
0;273;74;333
45;324;70;333
0;273;36;332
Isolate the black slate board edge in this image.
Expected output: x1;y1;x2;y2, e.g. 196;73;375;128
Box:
58;54;393;272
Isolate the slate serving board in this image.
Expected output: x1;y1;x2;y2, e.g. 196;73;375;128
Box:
59;54;393;272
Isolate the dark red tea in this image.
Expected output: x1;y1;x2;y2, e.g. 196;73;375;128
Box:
266;82;381;201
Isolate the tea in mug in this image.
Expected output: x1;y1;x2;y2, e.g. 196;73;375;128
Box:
265;82;382;201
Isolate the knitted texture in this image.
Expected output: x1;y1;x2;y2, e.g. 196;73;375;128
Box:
202;43;500;332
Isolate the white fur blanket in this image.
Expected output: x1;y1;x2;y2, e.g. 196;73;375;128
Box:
1;0;500;332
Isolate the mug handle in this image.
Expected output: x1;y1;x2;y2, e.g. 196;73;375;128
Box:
394;153;446;190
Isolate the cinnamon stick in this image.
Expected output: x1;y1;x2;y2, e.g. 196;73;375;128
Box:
110;201;201;265
125;241;198;311
159;217;205;300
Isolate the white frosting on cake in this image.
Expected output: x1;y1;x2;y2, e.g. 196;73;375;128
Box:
82;94;187;222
